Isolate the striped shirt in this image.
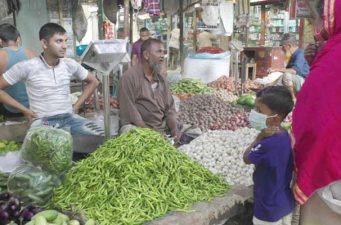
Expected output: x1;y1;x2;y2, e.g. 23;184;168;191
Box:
3;55;88;118
143;0;160;16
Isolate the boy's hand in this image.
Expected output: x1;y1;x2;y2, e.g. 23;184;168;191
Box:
257;126;280;141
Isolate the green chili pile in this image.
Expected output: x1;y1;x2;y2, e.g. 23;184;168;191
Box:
52;128;229;225
170;78;213;95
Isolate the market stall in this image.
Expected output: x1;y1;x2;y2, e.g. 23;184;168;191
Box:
234;0;304;77
0;1;299;225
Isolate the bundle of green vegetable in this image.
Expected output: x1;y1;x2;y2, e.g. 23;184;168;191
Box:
0;172;8;192
21;127;73;175
0;140;20;155
7;165;59;206
170;78;213;95
52;129;229;225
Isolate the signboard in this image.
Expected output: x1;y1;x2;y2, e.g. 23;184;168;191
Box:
296;0;311;17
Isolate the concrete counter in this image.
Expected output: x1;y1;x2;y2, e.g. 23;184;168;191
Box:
147;185;253;225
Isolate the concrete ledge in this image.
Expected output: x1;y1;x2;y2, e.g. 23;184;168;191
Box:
147;185;253;225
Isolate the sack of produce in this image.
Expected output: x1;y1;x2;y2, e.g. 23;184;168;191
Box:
7;164;58;206
21;126;73;175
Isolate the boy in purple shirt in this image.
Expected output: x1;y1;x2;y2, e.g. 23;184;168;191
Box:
243;86;295;225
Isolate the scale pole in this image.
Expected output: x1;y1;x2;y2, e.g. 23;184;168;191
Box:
102;73;111;139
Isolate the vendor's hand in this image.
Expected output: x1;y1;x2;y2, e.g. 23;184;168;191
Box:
73;104;81;114
22;109;36;124
257;126;280;141
171;130;181;144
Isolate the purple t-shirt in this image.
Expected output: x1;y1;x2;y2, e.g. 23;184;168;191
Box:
248;131;295;222
132;39;143;63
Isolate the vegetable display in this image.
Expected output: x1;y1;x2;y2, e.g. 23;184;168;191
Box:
0;173;9;193
52;129;229;225
170;78;213;95
180;128;259;186
178;94;249;131
0;140;20;155
212;90;238;103
208;77;261;93
0;192;41;225
7;165;58;206
197;47;225;54
21;127;73;175
24;210;95;225
236;94;256;108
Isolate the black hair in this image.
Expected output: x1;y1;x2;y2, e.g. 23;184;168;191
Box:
140;38;162;61
139;27;149;33
0;23;20;42
281;33;297;46
256;86;294;119
39;23;66;40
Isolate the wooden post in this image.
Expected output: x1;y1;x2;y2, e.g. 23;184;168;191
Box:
124;0;130;38
57;0;64;26
97;0;104;39
260;4;266;46
193;9;198;52
129;4;134;42
179;0;184;72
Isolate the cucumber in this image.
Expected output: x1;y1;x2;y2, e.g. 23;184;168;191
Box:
84;219;95;225
33;210;59;222
33;215;47;225
58;213;70;222
68;220;80;225
24;222;35;225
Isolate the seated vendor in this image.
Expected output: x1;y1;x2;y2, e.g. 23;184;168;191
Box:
0;23;103;136
269;33;309;102
118;38;179;140
0;24;35;117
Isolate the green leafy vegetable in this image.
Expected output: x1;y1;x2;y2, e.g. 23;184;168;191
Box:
170;78;213;95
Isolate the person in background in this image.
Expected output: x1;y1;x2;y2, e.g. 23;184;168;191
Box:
118;38;179;140
168;23;180;70
268;33;309;102
0;23;103;135
0;23;35;116
131;27;150;66
292;0;341;224
197;29;217;49
243;86;295;225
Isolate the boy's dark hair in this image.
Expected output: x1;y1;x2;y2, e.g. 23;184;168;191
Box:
139;27;149;33
141;38;162;60
0;23;20;42
39;23;66;41
256;86;294;119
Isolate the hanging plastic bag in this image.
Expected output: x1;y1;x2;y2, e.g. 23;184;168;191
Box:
7;164;59;206
21;126;73;175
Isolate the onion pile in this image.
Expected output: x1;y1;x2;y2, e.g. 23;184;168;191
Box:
212;90;238;103
208;77;261;93
178;95;249;131
179;128;259;186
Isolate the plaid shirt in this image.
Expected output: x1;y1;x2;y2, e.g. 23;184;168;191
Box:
143;0;160;16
